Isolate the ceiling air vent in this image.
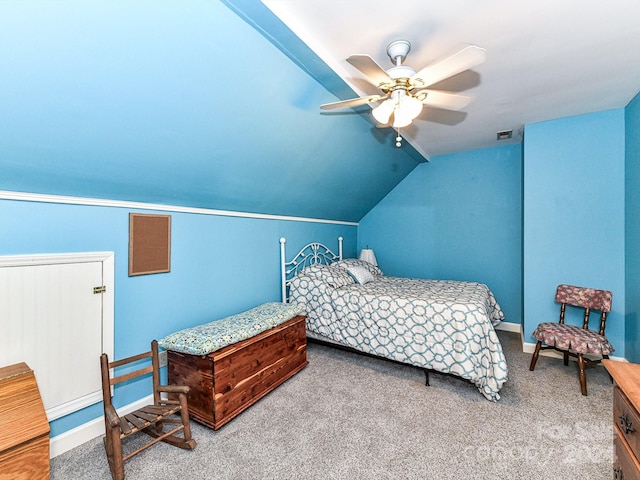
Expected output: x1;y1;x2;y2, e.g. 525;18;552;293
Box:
496;130;513;141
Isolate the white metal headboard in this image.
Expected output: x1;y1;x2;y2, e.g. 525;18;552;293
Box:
280;237;343;303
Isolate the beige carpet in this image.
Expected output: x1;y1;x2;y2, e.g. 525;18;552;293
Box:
51;331;613;479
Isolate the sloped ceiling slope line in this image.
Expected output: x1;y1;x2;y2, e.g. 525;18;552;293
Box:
1;0;420;224
222;0;428;165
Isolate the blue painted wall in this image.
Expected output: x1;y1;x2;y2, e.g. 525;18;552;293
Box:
0;0;375;438
0;197;356;436
358;144;523;327
626;92;640;363
0;0;418;223
1;0;638;446
523;109;626;355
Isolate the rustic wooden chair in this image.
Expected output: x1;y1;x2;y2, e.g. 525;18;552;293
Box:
100;340;196;480
529;284;613;396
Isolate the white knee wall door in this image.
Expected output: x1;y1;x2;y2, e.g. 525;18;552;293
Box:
0;252;114;421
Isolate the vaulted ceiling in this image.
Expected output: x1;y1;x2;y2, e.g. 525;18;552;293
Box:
0;1;421;224
3;1;639;224
233;0;640;158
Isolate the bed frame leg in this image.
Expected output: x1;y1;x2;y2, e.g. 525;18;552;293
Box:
424;369;430;386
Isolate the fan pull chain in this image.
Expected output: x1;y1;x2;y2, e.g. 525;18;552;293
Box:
395;129;402;148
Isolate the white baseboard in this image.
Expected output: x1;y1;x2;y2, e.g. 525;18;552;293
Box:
50;394;153;459
495;321;521;333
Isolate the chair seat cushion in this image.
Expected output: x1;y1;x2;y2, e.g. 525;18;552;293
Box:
532;322;614;355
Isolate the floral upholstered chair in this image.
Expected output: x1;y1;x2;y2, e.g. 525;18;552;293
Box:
529;284;613;396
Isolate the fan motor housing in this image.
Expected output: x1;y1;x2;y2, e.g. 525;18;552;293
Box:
387;65;416;79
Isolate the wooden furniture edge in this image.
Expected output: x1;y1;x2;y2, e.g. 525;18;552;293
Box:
209;314;307;361
603;360;640;400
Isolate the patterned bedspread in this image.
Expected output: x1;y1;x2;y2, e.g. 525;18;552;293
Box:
289;265;508;401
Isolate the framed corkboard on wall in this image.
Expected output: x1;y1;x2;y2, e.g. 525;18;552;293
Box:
128;213;171;276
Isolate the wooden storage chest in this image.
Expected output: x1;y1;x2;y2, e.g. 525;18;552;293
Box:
0;362;50;480
167;314;307;430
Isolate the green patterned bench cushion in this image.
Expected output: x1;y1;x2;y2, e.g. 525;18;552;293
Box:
158;302;306;355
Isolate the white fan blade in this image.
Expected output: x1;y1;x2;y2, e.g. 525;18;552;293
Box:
347;55;393;87
411;45;486;88
414;90;472;111
320;94;386;111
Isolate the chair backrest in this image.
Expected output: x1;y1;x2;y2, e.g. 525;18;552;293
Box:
555;284;613;335
100;340;161;411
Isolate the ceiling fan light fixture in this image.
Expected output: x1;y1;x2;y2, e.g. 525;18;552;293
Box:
321;39;486;150
392;94;423;128
372;98;395;124
392;110;413;128
399;95;423;120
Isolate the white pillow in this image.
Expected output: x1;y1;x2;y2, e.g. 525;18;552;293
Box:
346;265;375;285
335;258;384;277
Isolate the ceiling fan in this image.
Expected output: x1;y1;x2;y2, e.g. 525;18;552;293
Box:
321;40;486;145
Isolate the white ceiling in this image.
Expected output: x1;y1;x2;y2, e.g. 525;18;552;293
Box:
262;0;640;158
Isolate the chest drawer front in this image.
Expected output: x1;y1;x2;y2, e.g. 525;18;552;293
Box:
614;386;640;462
615;429;640;480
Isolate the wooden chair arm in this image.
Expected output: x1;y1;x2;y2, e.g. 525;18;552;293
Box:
157;385;190;395
104;404;120;428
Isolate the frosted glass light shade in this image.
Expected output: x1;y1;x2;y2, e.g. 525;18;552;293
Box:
372;99;395;125
392;95;423;128
392;112;412;128
358;248;378;266
402;95;423;119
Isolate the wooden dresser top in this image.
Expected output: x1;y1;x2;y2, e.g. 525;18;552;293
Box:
604;360;640;405
0;362;50;451
0;362;31;381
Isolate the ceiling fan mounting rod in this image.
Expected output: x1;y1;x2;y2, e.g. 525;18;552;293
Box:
386;40;411;65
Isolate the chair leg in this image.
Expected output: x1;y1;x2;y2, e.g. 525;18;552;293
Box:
577;354;587;396
179;394;194;445
529;341;542;371
102;435;114;478
150;394;196;450
103;421;114;458
105;424;124;480
154;419;164;436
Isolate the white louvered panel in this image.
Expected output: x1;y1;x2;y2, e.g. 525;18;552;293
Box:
0;253;113;420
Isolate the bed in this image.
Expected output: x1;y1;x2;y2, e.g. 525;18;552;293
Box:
279;237;508;401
